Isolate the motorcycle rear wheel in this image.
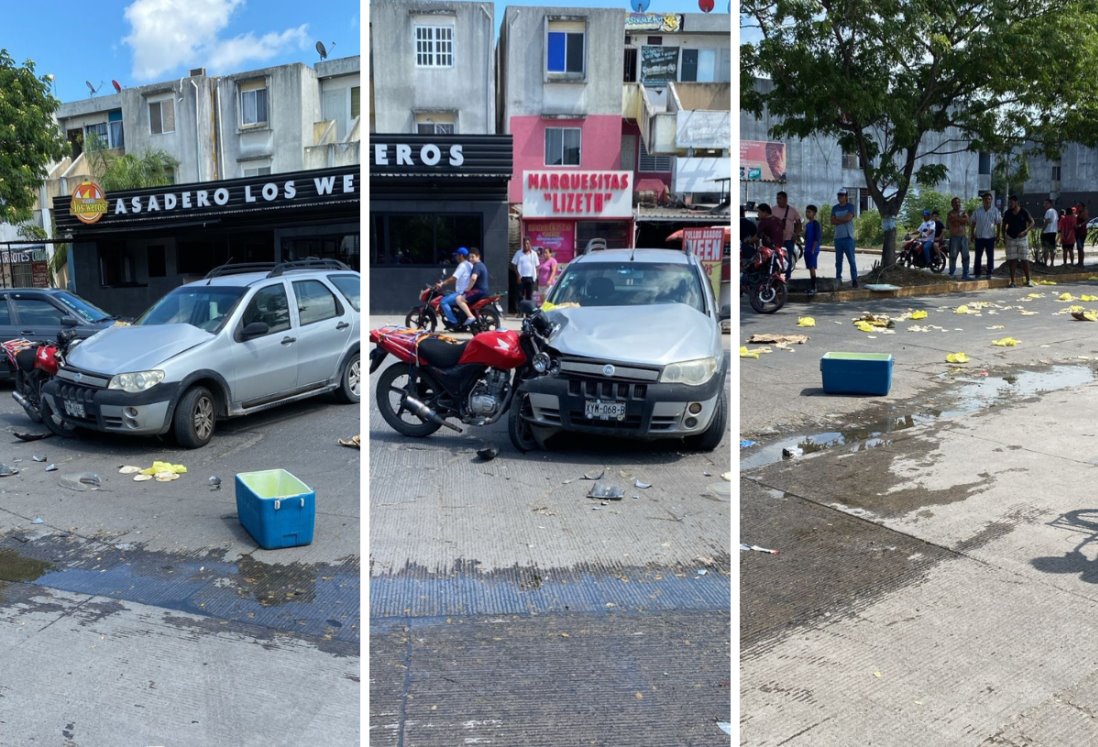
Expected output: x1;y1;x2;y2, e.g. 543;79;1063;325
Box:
477;306;501;332
404;306;437;332
375;363;443;437
749;280;787;314
930;253;947;273
13;370;42;423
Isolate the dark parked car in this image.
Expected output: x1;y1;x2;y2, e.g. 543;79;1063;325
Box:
0;289;119;378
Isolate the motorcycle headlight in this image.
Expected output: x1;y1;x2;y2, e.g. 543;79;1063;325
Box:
108;370;165;393
532;352;552;374
660;357;718;386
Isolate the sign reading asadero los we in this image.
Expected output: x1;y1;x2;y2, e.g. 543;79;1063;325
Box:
522;170;633;219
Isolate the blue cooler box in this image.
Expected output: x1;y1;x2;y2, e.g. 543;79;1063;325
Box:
235;469;316;550
820;352;893;396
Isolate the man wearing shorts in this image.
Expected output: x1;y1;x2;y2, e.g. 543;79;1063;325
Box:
1041;198;1058;266
1002;194;1034;287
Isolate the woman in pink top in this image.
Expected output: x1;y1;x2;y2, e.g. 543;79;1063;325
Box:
537;247;558;292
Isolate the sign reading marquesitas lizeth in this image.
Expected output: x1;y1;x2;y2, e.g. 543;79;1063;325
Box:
54;166;358;233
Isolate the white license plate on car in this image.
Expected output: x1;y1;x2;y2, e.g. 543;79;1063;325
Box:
584;399;626;421
63;400;85;418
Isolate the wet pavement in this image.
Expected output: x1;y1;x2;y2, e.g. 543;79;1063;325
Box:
741;279;1098;744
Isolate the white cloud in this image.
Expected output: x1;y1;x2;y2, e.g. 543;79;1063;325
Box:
124;0;309;80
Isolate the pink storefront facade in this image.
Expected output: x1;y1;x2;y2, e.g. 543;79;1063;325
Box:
509;114;635;264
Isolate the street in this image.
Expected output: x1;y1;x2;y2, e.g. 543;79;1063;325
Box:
367;314;733;746
0;388;360;744
740;280;1098;744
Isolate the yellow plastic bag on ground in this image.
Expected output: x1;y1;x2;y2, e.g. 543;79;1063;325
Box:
797;317;815;327
140;461;188;476
946;352;969;363
910;310;928;320
992;337;1020;347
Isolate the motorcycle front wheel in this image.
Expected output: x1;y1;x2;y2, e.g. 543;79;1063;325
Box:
930;253;947;273
404;306;437;332
375;363;444;437
749;280;787;314
477;306;502;332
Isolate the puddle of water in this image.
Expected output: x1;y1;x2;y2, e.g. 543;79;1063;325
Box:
0;548;53;583
742;364;1096;472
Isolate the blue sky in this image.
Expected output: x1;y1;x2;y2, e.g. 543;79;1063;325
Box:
3;0;360;103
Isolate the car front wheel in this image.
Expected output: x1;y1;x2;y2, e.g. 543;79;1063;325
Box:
174;385;216;448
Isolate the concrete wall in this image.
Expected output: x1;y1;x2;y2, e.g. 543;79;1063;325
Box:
499;6;625;128
507;114;622;203
370;0;496;134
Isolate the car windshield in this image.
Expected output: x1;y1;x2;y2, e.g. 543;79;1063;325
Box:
136;286;247;333
546;262;706;313
329;273;361;311
54;292;113;323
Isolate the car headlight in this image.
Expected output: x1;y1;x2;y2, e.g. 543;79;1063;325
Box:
660;357;718;386
108;370;165;393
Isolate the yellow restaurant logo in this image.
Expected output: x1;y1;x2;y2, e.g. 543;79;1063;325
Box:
70;180;108;224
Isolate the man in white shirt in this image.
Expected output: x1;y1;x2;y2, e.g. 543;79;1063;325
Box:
970;192;1002;279
513;238;539;302
436;247;472;326
1041;198;1059;266
918;210;938;266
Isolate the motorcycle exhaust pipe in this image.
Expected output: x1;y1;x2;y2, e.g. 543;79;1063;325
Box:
12;391;29;409
401;394;463;432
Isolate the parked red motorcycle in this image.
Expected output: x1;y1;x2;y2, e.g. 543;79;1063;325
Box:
740;239;788;313
2;321;81;432
370;305;551;438
404;272;505;333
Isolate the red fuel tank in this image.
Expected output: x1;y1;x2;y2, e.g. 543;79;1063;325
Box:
458;329;526;369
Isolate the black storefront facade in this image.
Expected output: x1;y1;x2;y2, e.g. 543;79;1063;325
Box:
369;134;512;313
53;165;359;318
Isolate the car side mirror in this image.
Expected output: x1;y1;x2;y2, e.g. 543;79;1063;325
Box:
61;316;79;328
241;321;269;340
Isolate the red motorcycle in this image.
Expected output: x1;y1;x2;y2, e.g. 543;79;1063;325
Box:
3;322;80;431
740;239;788;313
404;272;505;333
898;231;947;273
370;305;552;439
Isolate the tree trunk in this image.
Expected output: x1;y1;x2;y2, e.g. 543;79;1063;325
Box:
882;226;897;269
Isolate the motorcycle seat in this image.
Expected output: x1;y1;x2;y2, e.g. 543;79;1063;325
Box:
15;348;37;373
417;336;467;368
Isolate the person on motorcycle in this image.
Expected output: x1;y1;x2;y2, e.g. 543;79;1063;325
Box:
436;247;473;327
456;248;489;327
755;203;784;252
918;210;938;266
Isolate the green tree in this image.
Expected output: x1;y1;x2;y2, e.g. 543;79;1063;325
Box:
0;50;67;225
86;135;178;192
741;1;1098;268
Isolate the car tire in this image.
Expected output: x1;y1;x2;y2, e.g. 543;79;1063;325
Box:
335;352;360;403
685;388;727;452
375;363;442;437
41;396;77;438
508;390;539;452
173;385;216;448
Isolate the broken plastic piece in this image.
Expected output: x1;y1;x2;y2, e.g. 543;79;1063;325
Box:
740;439;756;448
209;476;222;490
0;464;18;477
740;543;780;555
633;479;651;489
718;723;733;736
31;455;45;462
13;431;50;442
582;469;605;480
476;446;498;462
31;517;43;525
133;474;152;482
45;464;56;472
587;481;624;500
118;465;142;474
79;473;101;487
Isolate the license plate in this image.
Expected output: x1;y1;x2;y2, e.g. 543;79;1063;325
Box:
584;399;626;421
63;400;85;418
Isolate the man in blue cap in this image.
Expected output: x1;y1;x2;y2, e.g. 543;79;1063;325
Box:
917;209;938;266
435;247;472;326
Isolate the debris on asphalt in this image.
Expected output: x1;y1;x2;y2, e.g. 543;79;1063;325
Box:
59;472;99;491
154;472;180;482
582;469;605;480
1081;294;1098;302
992;337;1020;347
695;555;716;566
748;333;809;345
909;310;928;320
79;473;101;487
797;316;815;327
697;569;707;576
946;352;969;364
722;472;732;481
133;474;153;482
118;465;142;475
703;470;712;477
781;447;802;460
209;476;222;491
475;445;498;462
718;722;733;736
740;439;756;448
31;517;43;525
141;461;186;476
0;464;19;477
740;543;780;555
13;431;50;442
45;464;56;472
587;481;624;500
740;345;771;358
633;479;651;489
1058;292;1076;302
31;455;45;462
853;313;894;328
338;434;361;449
1072;310;1098;322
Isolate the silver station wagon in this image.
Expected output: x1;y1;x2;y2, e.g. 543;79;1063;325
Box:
509;248;728;452
41;260;360;448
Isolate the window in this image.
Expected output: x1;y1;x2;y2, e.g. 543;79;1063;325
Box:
240;80;268;126
13;299;63;327
547;21;585;75
292;280;340;326
1053;163;1062;182
350;86;361;119
638;139;671;173
415;112;456;135
978;151;992;175
243;165;272;177
108;110;125;150
329;274;360;311
370;213;483;266
545;127;581;166
841;149;861;170
624;47;638;83
242;285;291;335
84;122;109;149
415;25;454;67
680;48;717;83
149;97;175;135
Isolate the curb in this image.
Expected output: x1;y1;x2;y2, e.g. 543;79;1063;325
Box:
790;270;1098;304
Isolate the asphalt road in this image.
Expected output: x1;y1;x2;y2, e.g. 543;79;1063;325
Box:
0;387;360;744
740;279;1098;744
367;314;733;745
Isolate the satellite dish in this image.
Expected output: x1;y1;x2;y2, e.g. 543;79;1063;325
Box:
699;0;714;11
85;80;102;97
316;41;328;60
631;0;650;10
111;80;122;93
